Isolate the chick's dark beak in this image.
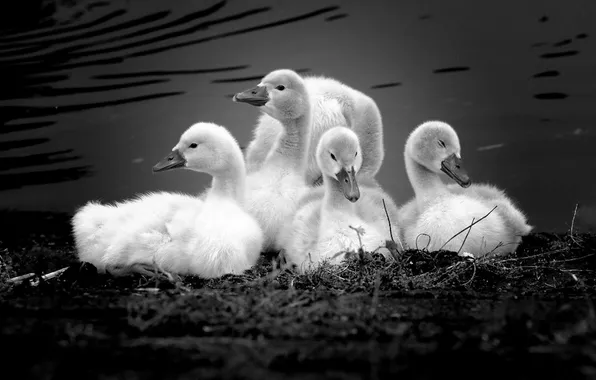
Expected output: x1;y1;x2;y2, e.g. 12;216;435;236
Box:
336;166;360;202
440;153;471;188
232;85;269;106
153;149;186;173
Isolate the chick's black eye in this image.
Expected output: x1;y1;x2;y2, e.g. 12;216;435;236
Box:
189;143;198;148
330;153;336;161
438;140;446;148
276;85;285;91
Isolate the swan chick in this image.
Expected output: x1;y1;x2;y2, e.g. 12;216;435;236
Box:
232;69;314;252
72;122;264;278
236;74;385;186
399;120;531;256
280;126;386;273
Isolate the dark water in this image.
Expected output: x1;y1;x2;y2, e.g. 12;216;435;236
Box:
1;0;596;232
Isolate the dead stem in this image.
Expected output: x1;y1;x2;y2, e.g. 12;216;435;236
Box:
7;272;35;283
136;288;160;293
553;253;596;264
570;203;580;246
486;241;507;256
509;265;582;273
561;269;596;273
349;225;366;258
382;198;404;251
457;217;475;254
331;250;349;261
8;267;69;286
415;233;432;251
439;205;498;251
491;248;569;264
433;262;466;287
381;199;395;243
462;261;477;286
30;267;69;286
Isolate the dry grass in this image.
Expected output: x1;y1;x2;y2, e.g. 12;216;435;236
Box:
1;210;595;379
1;210;595;296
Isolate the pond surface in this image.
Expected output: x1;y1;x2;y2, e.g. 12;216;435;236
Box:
1;0;596;232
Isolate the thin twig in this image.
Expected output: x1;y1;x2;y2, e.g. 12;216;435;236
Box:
8;267;69;286
381;199;404;252
554;253;595;264
439;205;498;251
415;233;432;251
513;265;582;274
462;261;477;286
349;225;365;258
7;272;35;283
569;203;581;246
492;248;568;264
151;257;161;288
559;269;596;273
330;249;349;260
457;217;475;254
136;288;160;293
433;262;466;286
29;267;69;286
570;203;578;235
382;199;395;243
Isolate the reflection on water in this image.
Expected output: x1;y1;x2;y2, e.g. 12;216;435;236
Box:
1;0;595;232
0;0;337;190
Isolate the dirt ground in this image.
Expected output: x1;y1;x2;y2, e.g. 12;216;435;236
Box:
1;210;595;379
